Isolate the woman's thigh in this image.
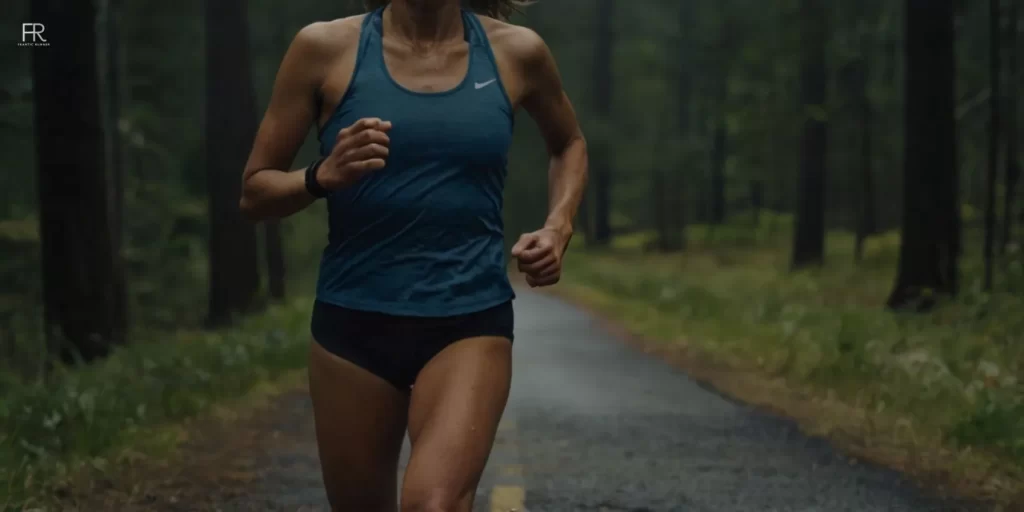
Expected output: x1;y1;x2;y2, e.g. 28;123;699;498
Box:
399;335;513;512
308;340;410;512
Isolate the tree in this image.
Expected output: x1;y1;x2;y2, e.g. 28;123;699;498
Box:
707;7;734;227
205;0;261;325
264;13;289;302
31;0;126;361
651;118;684;252
887;0;960;310
100;0;130;342
852;55;877;264
843;6;880;263
652;0;693;252
983;0;1001;291
265;221;285;300
650;141;670;250
791;0;828;269
709;115;727;225
669;0;691;251
590;0;614;246
1002;0;1020;253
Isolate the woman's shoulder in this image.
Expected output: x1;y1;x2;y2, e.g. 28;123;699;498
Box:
476;15;550;67
292;14;369;59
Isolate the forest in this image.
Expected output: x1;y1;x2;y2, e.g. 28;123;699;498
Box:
1;0;1023;509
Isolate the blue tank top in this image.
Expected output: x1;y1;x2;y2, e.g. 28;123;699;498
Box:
314;7;516;317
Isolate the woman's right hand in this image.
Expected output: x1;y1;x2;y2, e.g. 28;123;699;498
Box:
317;117;392;190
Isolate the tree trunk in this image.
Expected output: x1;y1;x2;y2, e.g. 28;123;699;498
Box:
853;59;877;263
578;189;593;244
31;0;126;362
792;0;829;269
591;0;614;246
653;100;684;251
205;0;261;326
670;0;693;251
984;0;1001;290
887;0;959;310
98;0;124;251
101;0;129;342
262;0;288;302
671;169;687;249
652;170;668;250
592;158;612;244
709;120;727;225
265;220;285;300
692;99;710;225
1002;0;1020;253
854;103;877;263
751;180;764;227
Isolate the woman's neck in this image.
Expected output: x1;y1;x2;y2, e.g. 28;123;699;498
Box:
385;0;464;46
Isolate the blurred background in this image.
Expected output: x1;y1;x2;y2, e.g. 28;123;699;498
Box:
1;0;1023;508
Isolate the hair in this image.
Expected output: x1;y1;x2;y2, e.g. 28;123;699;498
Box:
363;0;533;21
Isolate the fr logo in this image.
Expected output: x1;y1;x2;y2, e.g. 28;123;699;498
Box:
20;23;48;46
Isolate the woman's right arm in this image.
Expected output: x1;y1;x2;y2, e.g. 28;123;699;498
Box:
239;23;331;221
241;19;392;221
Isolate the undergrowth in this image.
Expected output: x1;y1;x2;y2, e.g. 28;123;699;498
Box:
0;297;312;510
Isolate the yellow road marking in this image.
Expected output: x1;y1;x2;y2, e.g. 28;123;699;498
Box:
492;414;524;510
490;485;525;512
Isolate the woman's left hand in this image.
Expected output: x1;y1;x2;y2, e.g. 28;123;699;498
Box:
511;228;568;288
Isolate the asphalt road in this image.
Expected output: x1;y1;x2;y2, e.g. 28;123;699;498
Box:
95;288;984;512
482;290;978;512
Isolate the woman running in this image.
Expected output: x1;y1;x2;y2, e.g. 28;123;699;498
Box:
239;0;587;510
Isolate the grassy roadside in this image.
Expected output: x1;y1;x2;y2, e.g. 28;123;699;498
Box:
0;297;314;511
551;224;1024;506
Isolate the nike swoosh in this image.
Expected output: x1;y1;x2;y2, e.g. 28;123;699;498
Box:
475;79;497;89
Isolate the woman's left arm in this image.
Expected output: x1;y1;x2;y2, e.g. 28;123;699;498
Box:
510;31;589;287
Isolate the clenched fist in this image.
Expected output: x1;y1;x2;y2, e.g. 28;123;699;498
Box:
317;117;392;190
511;227;569;288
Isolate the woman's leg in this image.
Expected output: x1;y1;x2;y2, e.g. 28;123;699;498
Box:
308;340;410;512
399;336;513;512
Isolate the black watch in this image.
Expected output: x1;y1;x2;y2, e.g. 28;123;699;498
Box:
305;158;328;199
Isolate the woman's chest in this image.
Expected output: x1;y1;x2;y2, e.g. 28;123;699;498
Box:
341;90;513;167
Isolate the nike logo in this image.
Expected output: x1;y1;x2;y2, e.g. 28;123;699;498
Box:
475;79;497;90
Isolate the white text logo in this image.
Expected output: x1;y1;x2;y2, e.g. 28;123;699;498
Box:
20;23;49;47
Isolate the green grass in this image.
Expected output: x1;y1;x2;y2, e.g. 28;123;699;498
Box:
0;296;313;510
561;217;1024;481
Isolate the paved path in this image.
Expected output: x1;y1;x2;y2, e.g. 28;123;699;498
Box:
92;289;982;511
